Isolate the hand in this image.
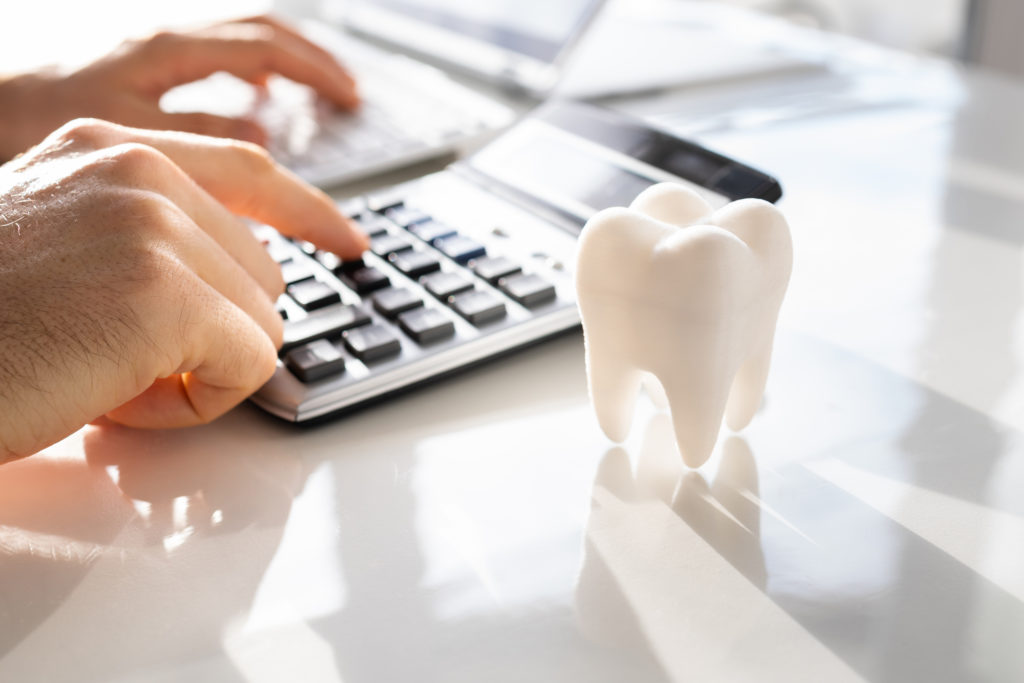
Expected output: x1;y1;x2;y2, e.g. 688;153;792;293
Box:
0;118;369;462
0;15;359;161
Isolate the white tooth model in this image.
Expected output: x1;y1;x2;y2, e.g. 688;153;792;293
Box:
575;183;792;468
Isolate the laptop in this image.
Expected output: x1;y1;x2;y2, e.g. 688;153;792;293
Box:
338;0;819;99
165;0;816;189
250;101;782;422
336;0;608;97
162;0;611;189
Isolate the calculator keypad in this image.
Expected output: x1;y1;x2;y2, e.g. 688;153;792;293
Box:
265;198;564;388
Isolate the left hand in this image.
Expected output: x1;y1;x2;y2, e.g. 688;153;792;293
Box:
0;14;359;161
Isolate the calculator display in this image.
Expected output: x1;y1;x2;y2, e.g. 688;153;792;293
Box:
467;102;782;226
470;118;720;224
476;131;658;217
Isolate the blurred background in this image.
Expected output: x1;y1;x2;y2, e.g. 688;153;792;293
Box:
1;0;1020;79
723;0;967;57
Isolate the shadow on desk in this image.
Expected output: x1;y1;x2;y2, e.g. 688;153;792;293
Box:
576;418;793;681
0;411;306;683
574;332;1024;682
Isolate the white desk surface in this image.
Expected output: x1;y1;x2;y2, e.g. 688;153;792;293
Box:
4;16;1024;683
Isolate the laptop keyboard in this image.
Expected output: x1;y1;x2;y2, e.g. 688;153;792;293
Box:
253;31;515;188
261;82;487;184
160;33;513;189
261;197;560;391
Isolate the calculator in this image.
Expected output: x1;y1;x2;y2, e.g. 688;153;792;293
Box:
252;102;783;422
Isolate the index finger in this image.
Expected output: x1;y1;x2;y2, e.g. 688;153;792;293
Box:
144;23;359;109
236;14;356;86
90;122;369;257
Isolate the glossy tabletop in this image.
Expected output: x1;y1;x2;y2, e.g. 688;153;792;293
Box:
3;21;1024;683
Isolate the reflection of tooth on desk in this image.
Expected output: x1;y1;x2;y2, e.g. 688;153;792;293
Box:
577;419;849;679
581;489;862;682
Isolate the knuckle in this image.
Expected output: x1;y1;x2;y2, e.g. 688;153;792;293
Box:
92;189;186;280
216;23;275;49
108;141;169;169
229;139;277;176
145;29;180;52
233;26;279;59
110;240;178;309
123;190;187;243
119;235;174;283
243;12;275;24
245;23;277;42
97;143;175;185
52;117;119;149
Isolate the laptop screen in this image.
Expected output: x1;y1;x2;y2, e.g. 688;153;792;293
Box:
350;0;605;64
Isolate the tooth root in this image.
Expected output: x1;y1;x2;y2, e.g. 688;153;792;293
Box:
659;363;734;469
641;372;669;411
724;330;777;431
585;340;643;442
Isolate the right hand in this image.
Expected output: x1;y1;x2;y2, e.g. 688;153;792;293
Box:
0;14;360;161
0;118;369;462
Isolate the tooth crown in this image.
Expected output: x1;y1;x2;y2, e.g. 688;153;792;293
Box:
575;183;792;468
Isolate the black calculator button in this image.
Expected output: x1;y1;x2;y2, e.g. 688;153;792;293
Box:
338;256;367;274
389;250;441;279
287;280;341;311
358;214;393;237
316;251;364;274
449;290;507;325
340;198;365;220
281;304;371;353
499;273;556;308
421;271;474;299
370;234;414;258
284;339;346;382
398;308;455;344
472;256;521;284
384;205;431;228
343;324;402;361
342;266;390;294
281;260;316;285
366;194;404;213
408;220;457;245
435;235;486;264
372;288;423;319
